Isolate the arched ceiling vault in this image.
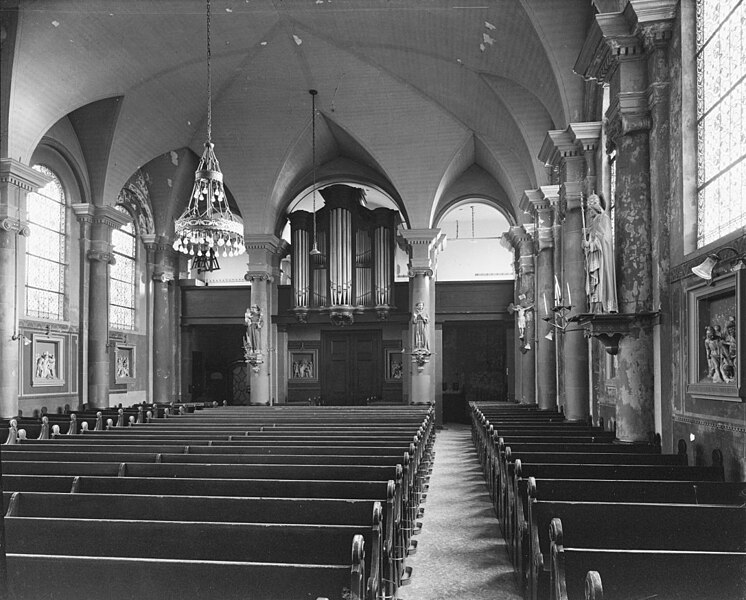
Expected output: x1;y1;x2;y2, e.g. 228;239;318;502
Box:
6;0;590;234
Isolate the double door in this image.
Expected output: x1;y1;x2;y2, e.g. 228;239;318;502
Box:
321;330;381;405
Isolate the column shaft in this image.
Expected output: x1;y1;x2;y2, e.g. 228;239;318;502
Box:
535;247;556;410
0;230;18;417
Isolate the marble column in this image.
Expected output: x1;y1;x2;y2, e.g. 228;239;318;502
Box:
524;186;560;410
607;95;656;443
542;128;591;421
507;226;537;405
77;206;129;408
0;160;48;418
245;235;286;406
147;239;176;404
401;229;445;415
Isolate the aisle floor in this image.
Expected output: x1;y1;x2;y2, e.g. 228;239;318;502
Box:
402;423;522;600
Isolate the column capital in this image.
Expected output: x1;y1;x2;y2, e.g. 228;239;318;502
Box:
87;249;116;265
0;159;50;231
519;189;544;216
244;234;288;277
606;91;651;145
244;270;274;283
401;228;445;277
561;181;585;212
539;129;580;168
568;122;603;154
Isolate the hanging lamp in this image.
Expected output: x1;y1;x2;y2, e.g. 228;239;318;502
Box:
173;0;245;271
309;89;321;256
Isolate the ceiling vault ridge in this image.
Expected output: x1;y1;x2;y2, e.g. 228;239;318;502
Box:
516;0;579;127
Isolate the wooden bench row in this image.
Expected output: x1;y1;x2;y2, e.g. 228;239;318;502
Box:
470;401;744;600
1;404;437;599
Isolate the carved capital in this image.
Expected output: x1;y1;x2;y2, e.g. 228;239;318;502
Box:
153;271;174;283
1;217;30;236
244;270;274;283
87;249;116;265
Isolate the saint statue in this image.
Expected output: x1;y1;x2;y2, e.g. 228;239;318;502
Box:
704;326;724;382
583;193;618;313
413;301;430;353
244;304;263;353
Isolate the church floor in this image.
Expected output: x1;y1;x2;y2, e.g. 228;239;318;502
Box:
401;423;522;600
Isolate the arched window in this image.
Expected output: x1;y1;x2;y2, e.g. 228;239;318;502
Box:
696;0;745;247
26;164;66;321
110;208;136;330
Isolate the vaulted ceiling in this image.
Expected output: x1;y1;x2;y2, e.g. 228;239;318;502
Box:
4;0;591;235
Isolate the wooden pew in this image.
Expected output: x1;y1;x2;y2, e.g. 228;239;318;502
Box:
503;458;724;569
526;495;746;600
549;518;746;600
8;540;368;600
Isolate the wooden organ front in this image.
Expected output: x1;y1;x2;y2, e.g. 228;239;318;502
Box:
289;185;398;325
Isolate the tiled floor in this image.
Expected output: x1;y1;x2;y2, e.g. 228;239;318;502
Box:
401;424;522;600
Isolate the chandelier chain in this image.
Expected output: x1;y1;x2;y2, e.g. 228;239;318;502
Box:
206;0;212;142
312;90;317;246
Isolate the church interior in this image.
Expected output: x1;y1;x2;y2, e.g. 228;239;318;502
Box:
0;0;744;598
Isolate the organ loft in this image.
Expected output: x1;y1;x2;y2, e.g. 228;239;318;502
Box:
0;0;744;599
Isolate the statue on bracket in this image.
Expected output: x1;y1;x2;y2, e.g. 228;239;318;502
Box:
411;301;431;370
243;304;264;372
583;193;618;313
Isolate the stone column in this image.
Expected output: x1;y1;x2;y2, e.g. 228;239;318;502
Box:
78;206;130;408
244;235;286;406
607;94;656;443
144;237;176;404
640;15;675;440
0;160;48;418
181;325;193;401
506;226;536;405
542;128;590;421
400;229;445;414
523;186;560;410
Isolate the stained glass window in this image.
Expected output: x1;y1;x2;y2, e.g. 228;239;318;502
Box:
110;207;136;330
26;165;66;320
696;0;746;247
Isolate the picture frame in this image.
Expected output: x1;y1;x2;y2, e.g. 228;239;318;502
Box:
385;348;404;382
289;349;318;382
115;345;136;383
686;268;744;402
31;334;64;387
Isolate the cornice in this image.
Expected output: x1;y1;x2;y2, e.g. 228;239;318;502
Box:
0;158;51;192
569;122;603;152
519;189;543;215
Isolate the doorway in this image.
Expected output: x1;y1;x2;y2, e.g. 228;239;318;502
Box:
321;330;382;405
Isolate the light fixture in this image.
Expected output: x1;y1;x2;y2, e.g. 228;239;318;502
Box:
544;330;554;341
11;332;31;346
173;0;245;271
309;89;321;256
691;246;746;281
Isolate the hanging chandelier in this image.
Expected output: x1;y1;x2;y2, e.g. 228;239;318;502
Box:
173;0;245;271
309;89;321;256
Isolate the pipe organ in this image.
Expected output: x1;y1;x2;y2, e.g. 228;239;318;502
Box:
289;185;398;325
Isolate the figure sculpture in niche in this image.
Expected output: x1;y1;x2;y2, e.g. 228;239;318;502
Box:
35;352;56;380
583;193;618;313
244;304;263;353
413;301;430;352
704;325;726;383
116;351;130;379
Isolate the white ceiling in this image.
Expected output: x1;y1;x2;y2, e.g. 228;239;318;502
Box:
7;0;592;237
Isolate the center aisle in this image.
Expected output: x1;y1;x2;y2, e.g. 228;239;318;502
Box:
402;423;522;600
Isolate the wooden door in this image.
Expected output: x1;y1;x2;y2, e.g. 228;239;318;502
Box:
321;330;381;405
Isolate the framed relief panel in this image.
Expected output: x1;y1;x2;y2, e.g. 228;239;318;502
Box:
687;268;744;401
115;345;136;384
385;348;404;382
289;349;318;382
32;334;64;387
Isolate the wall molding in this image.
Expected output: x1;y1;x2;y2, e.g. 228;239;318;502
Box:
673;413;746;434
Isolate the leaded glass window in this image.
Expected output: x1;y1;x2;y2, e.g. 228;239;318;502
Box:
110;208;136;330
26;165;66;320
696;0;746;247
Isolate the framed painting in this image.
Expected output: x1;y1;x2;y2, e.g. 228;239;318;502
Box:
31;334;64;387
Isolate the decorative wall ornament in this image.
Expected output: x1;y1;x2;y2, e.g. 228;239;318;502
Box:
243;304;264;372
1;217;30;236
117;170;155;235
